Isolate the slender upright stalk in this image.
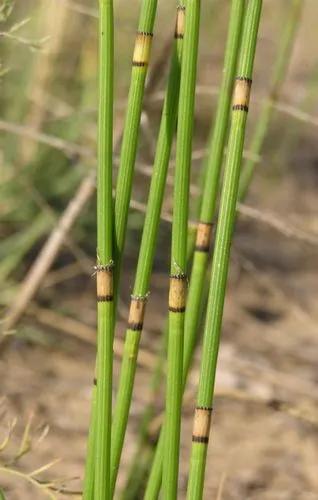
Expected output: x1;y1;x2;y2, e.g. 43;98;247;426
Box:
83;387;97;499
186;2;263;499
164;1;200;497
144;1;245;497
84;2;158;495
238;0;303;200
120;325;168;500
113;0;158;293
83;1;114;499
183;0;245;388
109;5;185;495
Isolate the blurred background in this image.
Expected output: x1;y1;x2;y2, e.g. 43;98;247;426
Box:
0;0;318;498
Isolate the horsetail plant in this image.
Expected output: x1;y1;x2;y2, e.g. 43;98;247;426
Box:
109;5;185;495
164;0;201;497
84;2;158;495
121;330;167;500
238;0;303;200
83;0;114;499
144;1;245;496
113;0;158;293
186;1;263;498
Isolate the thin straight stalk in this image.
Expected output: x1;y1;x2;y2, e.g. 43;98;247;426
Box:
84;2;158;493
186;2;263;499
144;1;245;497
238;0;303;200
183;0;245;385
113;0;158;293
83;1;114;499
164;0;200;497
110;5;185;495
83;388;96;499
120;325;167;500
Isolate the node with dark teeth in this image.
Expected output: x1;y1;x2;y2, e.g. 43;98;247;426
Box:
192;407;212;444
195;222;213;252
132;31;153;67
175;5;185;39
128;296;147;331
169;274;187;313
232;76;252;112
96;265;114;302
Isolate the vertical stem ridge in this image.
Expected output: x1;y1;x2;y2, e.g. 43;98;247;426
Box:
109;4;184;495
113;0;158;294
186;1;263;499
144;1;245;497
164;0;201;498
84;0;114;499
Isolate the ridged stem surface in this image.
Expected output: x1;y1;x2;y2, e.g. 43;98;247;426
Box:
109;5;184;495
187;1;263;498
83;0;114;499
113;0;158;292
144;1;245;497
164;1;201;498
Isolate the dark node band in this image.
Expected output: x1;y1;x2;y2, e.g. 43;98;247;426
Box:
94;263;114;272
137;31;154;37
97;295;114;302
175;33;184;39
128;322;143;331
169;273;187;280
177;5;186;10
93;378;97;386
232;104;249;112
195;244;210;253
132;61;147;67
169;306;186;313
236;76;252;84
196;406;213;412
198;221;214;227
192;435;209;444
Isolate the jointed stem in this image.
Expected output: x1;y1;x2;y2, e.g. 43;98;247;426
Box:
83;1;114;499
113;0;158;295
144;1;245;496
164;0;201;497
187;1;263;498
110;5;184;495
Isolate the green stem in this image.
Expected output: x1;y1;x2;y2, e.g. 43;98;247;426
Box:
83;1;114;499
120;323;167;500
164;0;200;498
144;1;245;496
238;0;303;200
82;387;96;499
110;5;184;495
113;0;158;293
186;1;263;499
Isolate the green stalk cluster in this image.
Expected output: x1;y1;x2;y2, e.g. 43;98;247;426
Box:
186;1;263;499
110;4;184;495
164;1;201;498
238;0;303;200
84;1;158;497
144;1;245;497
